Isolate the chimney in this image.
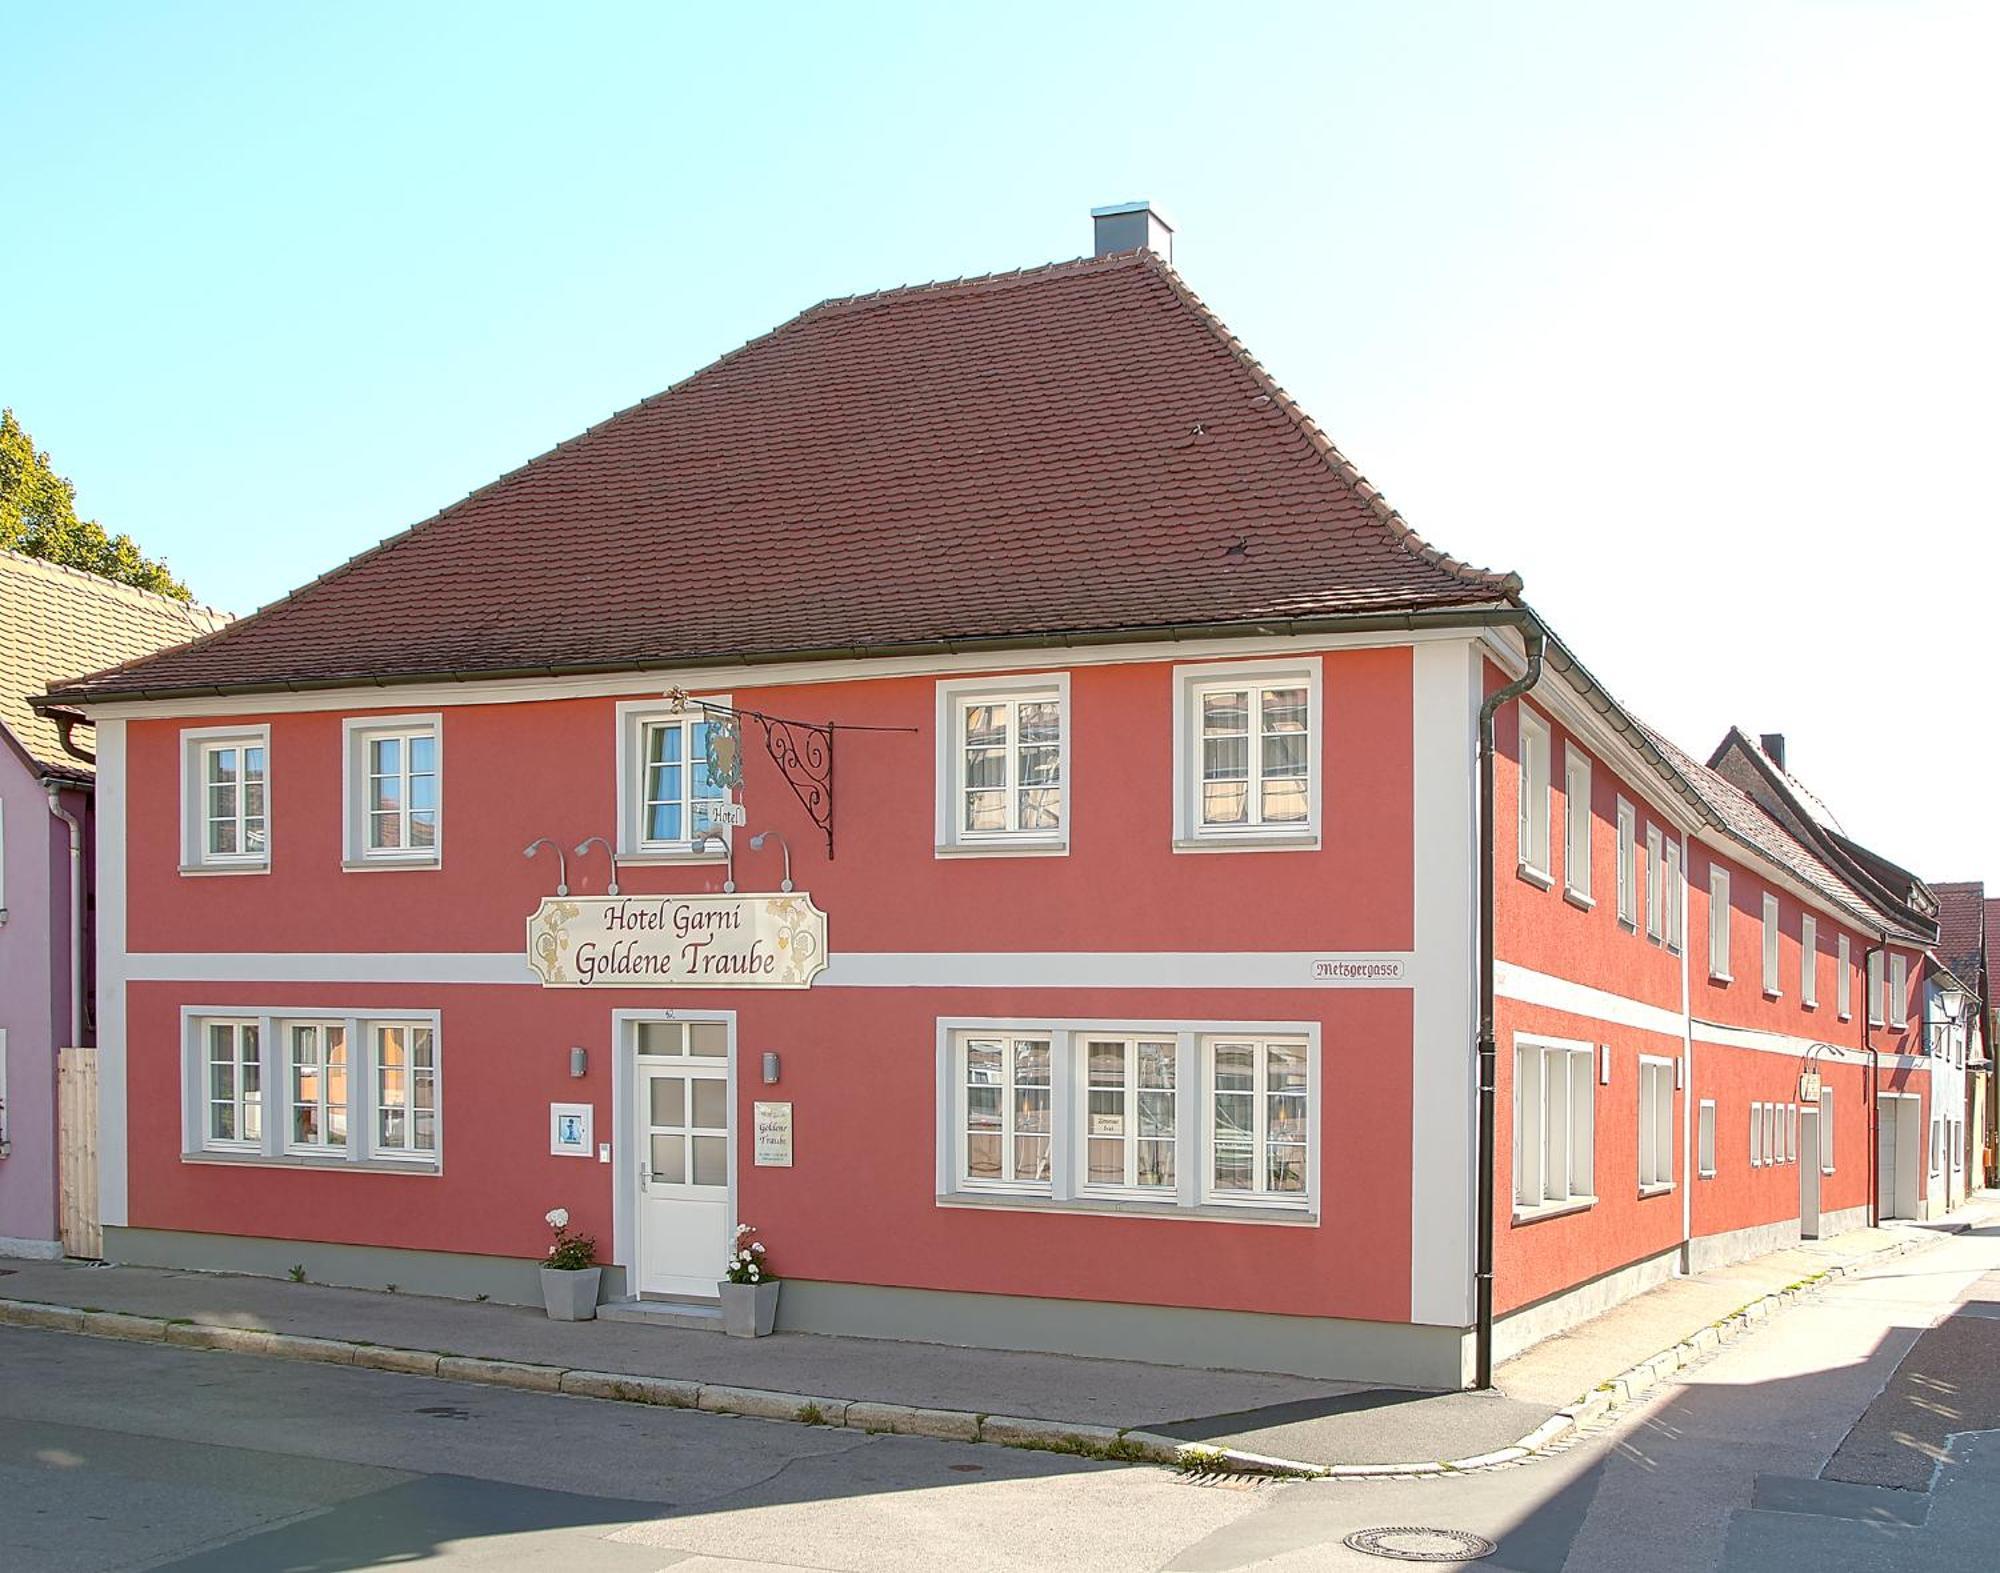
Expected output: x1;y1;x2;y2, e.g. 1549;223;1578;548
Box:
1760;733;1787;772
1091;200;1173;263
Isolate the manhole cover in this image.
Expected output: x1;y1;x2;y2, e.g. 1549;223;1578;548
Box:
414;1405;471;1420
1344;1526;1496;1563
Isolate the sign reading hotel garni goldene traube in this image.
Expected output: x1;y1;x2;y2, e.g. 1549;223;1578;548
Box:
526;893;828;989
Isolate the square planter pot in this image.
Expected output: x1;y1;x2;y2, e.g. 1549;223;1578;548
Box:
719;1278;781;1337
541;1265;602;1321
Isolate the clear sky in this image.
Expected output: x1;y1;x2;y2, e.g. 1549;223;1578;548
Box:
8;3;1996;883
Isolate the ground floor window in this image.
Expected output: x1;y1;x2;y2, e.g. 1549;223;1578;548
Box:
1638;1057;1675;1190
943;1020;1315;1217
1697;1099;1717;1177
186;1010;440;1171
1514;1036;1595;1212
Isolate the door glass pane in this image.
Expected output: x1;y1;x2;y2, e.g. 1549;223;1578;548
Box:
688;1023;728;1057
650;1134;685;1184
691;1078;726;1130
691;1134;726;1185
636;1021;683;1056
650;1077;684;1128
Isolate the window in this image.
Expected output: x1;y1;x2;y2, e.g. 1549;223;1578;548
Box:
1889;954;1908;1028
1783;1103;1796;1164
1838;934;1852;1019
1516;709;1551;880
1953;1119;1964;1171
936;677;1067;853
1930;1117;1944;1174
1761;1103;1776;1166
942;1022;1315;1216
1081;1036;1176;1195
1645;826;1665;941
1563;747;1593;903
180;726;272;872
1868;951;1886;1027
960;1033;1053;1192
1639;1059;1675;1190
615;700;738;859
1762;893;1781;996
1664;838;1684;953
287;1022;348;1154
1709;866;1732;980
1697;1099;1717;1177
1513;1037;1595;1211
1820;1087;1835;1173
202;1020;261;1151
1175;664;1316;844
372;1023;437;1158
1801;915;1819;1008
1616;799;1637;927
344;716;441;866
1207;1037;1310;1202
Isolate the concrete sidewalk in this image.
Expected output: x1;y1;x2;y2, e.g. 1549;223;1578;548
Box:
0;1210;1980;1473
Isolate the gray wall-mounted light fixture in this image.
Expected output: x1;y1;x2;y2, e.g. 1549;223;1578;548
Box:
762;1051;781;1085
573;835;619;895
524;837;569;895
692;830;737;893
570;1046;588;1078
748;830;794;892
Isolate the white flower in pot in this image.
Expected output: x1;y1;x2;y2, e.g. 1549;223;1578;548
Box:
719;1224;781;1337
539;1206;601;1321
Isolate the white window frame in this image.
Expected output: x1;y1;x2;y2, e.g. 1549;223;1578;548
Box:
615;696;738;861
1762;893;1782;997
1697;1098;1717;1177
1513;1034;1596;1216
283;1020;351;1157
1645;826;1665;941
1930;1115;1944;1175
1664;837;1684;954
1615;798;1637;928
1868;950;1886;1027
1709;865;1732;981
368;1021;439;1163
1516;709;1552;884
342;714;442;869
1563;745;1593;906
196;1017;263;1154
1751;1101;1765;1167
937;1018;1319;1222
1201;1035;1314;1207
935;674;1069;856
179;725;272;874
1801;914;1819;1009
1953;1118;1964;1172
181;1007;442;1173
1820;1087;1836;1174
1172;660;1321;850
1838;934;1852;1020
1889;953;1908;1028
1638;1056;1676;1192
953;1029;1056;1196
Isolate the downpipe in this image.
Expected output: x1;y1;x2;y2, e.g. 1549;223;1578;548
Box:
45;782;87;1046
1475;625;1545;1390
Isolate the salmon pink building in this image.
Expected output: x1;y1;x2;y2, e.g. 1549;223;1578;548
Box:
38;206;1963;1387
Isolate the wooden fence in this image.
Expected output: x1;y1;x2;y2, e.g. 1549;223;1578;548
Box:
57;1045;100;1259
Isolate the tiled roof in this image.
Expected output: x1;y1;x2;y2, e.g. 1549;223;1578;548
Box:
0;552;230;780
1641;724;1925;942
1932;881;1985;994
45;250;1516;703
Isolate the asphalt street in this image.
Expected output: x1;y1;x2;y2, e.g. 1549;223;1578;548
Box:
4;1221;1998;1571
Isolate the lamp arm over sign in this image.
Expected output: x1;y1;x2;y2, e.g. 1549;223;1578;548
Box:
748;830;794;892
573;835;620;896
524;837;569;896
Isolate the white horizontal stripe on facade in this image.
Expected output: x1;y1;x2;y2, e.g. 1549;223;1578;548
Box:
126;950;1417;991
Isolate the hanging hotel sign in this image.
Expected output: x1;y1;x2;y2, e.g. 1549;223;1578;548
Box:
526;894;828;989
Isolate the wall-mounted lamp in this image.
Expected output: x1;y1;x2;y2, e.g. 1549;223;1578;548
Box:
570;1046;588;1079
762;1051;781;1085
692;830;737;893
574;835;619;895
524;837;569;895
748;830;794;892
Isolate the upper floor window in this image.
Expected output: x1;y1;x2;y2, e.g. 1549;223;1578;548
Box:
1562;746;1592;905
1172;661;1318;849
344;715;441;868
936;676;1068;854
1868;950;1886;1027
616;699;735;860
1800;914;1819;1008
1645;826;1665;942
1889;953;1909;1028
1516;708;1551;882
1615;798;1637;927
1762;893;1781;996
180;726;271;873
1838;933;1852;1019
1664;838;1684;954
1708;865;1732;980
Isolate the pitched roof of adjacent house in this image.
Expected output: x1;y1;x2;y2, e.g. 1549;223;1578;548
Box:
0;551;231;781
1932;880;1986;999
42;249;1517;705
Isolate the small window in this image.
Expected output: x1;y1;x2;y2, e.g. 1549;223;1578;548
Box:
1930;1117;1944;1174
1615;799;1637;927
1868;951;1886;1027
1820;1087;1835;1173
1513;1038;1594;1210
1838;934;1852;1019
372;1023;437;1158
938;677;1068;852
1889;954;1908;1028
1516;710;1551;880
1801;915;1819;1008
1762;893;1781;996
1751;1102;1764;1167
180;727;272;872
287;1022;349;1154
615;699;738;859
1639;1059;1675;1189
202;1020;262;1151
959;1032;1054;1192
1664;838;1684;953
1645;826;1665;941
345;716;441;866
1709;866;1732;980
1953;1119;1964;1171
1563;746;1593;903
1173;662;1318;846
1762;1103;1776;1166
1206;1036;1311;1203
1080;1036;1177;1195
1697;1099;1717;1177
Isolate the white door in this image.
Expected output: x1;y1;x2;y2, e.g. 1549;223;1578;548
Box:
634;1019;732;1299
1799;1107;1821;1239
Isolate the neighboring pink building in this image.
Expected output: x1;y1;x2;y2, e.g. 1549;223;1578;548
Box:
34;208;1968;1384
0;552;228;1257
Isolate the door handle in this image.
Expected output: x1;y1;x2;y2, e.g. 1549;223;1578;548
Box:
638;1157;649;1191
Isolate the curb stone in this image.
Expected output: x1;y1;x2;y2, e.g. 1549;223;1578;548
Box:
0;1223;1962;1482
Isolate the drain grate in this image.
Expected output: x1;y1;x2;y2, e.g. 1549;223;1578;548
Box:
1344;1526;1496;1563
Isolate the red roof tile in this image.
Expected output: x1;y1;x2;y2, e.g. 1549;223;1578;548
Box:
47;251;1516;703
